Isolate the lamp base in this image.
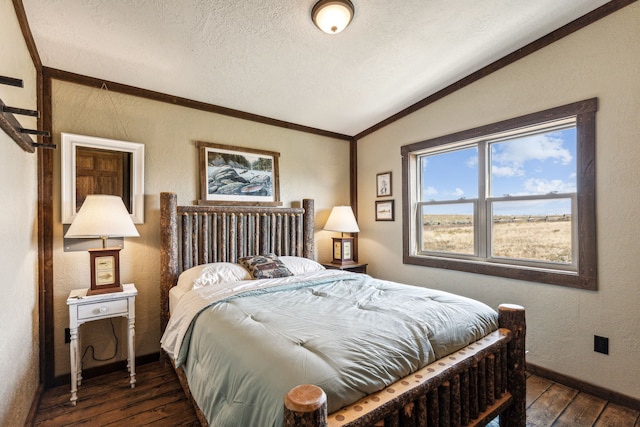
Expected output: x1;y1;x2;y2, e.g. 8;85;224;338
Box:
88;247;123;295
328;259;356;267
331;236;355;265
87;284;123;296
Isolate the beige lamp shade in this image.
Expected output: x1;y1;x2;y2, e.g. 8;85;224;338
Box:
324;205;360;233
65;195;139;244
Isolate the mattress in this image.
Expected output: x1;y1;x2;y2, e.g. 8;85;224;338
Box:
169;286;186;315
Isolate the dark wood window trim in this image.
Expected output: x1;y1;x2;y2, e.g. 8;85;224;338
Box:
401;99;598;290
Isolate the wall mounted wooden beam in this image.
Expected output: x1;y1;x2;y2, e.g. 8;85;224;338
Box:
42;67;352;142
0;75;24;87
0;97;35;152
1;76;52;152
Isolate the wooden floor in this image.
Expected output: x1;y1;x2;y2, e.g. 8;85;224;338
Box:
32;362;199;426
32;363;640;427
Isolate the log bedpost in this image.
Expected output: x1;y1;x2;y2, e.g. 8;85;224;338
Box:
302;199;314;260
284;384;327;427
160;192;179;347
498;304;526;427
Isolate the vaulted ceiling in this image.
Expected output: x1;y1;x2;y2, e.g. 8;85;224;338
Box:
22;0;612;136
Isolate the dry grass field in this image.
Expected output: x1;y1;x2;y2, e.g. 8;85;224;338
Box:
423;215;572;263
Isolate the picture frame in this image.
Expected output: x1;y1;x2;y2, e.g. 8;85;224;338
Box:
88;248;122;295
197;141;281;206
376;171;392;197
61;133;145;224
375;200;395;221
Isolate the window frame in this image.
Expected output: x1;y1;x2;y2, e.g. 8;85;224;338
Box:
401;99;597;290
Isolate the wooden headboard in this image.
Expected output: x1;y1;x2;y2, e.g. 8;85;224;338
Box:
159;192;315;333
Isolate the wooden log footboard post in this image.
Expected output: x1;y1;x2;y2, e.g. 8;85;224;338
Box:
160;192;179;364
498;304;526;427
284;384;328;427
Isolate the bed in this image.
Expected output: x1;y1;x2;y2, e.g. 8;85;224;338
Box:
159;192;526;427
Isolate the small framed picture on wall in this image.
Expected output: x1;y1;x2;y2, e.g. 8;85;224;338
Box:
376;172;392;197
375;200;395;221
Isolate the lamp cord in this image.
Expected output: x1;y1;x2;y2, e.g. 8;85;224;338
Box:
80;318;119;369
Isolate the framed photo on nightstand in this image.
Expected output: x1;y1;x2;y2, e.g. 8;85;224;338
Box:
88;248;123;295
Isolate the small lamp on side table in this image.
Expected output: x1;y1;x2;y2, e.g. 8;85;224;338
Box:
324;205;359;266
64;194;139;295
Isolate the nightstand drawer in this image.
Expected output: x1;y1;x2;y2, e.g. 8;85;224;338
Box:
77;299;128;320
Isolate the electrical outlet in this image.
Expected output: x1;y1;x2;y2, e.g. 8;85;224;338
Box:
594;335;608;355
65;328;71;344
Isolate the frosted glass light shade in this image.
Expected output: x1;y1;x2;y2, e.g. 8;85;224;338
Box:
324;206;360;233
312;0;354;34
65;195;139;239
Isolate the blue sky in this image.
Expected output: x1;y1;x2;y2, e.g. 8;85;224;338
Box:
421;127;576;215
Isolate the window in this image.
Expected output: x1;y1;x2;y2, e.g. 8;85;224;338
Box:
401;99;597;289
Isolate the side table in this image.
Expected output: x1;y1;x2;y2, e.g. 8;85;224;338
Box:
322;262;368;274
66;283;137;405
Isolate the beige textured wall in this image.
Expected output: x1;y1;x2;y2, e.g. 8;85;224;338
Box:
51;80;351;376
357;3;640;399
0;0;40;425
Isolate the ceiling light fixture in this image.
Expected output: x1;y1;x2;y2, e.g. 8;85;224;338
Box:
311;0;355;34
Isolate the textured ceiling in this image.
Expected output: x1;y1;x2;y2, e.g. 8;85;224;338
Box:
22;0;611;136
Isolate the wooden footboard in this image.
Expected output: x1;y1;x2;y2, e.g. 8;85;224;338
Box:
284;304;526;427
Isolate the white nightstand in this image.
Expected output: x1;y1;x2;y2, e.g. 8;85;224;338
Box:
66;283;137;406
321;262;368;274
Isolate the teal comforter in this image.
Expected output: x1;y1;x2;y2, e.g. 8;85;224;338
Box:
169;271;497;427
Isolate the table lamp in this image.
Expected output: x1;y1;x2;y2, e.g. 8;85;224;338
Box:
64;194;139;295
323;205;359;265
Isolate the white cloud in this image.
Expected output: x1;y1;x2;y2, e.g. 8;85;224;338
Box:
523;178;576;194
492;165;523;177
491;133;573;172
466;156;478;168
424;186;438;195
452;188;465;197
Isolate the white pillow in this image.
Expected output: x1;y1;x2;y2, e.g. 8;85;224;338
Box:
193;262;252;289
176;263;252;291
176;265;208;292
279;256;325;275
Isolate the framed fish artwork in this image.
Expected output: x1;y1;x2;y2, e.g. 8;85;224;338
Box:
196;141;281;206
375;200;395;221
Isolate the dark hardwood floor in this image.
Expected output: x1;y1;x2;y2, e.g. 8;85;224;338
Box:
32;363;640;426
32;362;199;426
522;374;639;427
